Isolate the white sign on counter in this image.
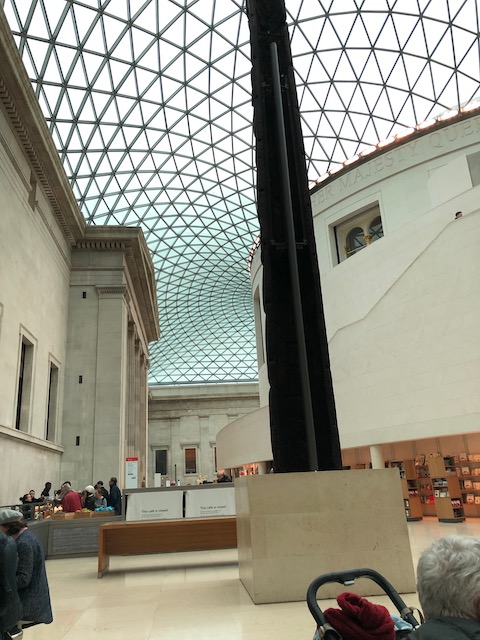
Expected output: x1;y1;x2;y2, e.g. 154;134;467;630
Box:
126;490;183;522
184;486;236;518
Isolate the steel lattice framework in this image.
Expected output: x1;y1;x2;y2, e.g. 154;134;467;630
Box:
2;0;480;384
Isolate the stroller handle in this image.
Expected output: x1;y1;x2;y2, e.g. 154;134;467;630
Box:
307;567;420;632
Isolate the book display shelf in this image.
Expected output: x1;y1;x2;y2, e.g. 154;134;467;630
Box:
414;456;435;517
456;453;480;517
427;455;465;523
389;460;423;521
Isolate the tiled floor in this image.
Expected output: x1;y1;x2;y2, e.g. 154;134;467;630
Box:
24;517;480;639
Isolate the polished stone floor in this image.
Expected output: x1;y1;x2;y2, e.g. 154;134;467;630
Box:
24;517;480;640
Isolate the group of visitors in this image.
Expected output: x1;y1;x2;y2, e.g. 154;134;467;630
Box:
19;484;52;506
17;478;122;516
57;478;122;515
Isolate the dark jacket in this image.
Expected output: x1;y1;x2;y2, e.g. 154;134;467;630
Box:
109;484;122;515
0;532;22;632
409;617;480;639
15;529;53;625
85;494;96;511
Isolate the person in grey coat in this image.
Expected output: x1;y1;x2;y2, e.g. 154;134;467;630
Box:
0;509;52;631
408;535;480;639
0;530;22;639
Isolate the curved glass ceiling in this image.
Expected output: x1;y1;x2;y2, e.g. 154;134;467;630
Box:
3;0;480;384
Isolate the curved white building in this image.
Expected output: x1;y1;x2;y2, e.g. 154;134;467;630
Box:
219;111;480;471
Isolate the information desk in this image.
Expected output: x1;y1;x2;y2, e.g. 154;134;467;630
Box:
98;516;237;577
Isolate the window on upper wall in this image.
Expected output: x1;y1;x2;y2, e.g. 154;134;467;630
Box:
253;286;265;367
334;203;383;264
46;360;59;441
345;226;366;258
155;449;168;476
369;216;384;241
184;447;197;474
15;333;35;432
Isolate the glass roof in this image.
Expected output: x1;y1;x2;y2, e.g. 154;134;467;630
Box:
3;0;480;384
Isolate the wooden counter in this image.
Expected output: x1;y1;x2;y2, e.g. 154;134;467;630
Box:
98;516;237;577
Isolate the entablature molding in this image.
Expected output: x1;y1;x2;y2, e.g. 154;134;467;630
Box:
0;15;85;244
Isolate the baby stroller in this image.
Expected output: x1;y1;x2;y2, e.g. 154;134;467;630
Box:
307;568;423;639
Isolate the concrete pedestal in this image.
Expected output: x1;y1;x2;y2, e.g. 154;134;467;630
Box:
235;470;416;603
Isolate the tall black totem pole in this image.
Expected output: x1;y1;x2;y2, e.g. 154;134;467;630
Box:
248;0;342;472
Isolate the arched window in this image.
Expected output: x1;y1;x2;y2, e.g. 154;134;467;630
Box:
334;202;383;264
369;216;384;242
346;227;366;258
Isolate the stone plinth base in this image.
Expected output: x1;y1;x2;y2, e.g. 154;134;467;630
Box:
235;470;416;604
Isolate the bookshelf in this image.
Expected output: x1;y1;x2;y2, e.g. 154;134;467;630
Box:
427;456;465;523
389;460;423;521
402;460;423;521
415;461;435;517
457;454;480;517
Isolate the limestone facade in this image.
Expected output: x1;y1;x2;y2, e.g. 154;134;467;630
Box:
148;383;259;486
0;14;158;505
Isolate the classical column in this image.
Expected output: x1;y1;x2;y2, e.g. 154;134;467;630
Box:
126;321;136;456
92;286;129;485
370;445;385;469
257;461;267;475
138;352;148;486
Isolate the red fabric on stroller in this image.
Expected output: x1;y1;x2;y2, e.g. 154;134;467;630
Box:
324;591;396;640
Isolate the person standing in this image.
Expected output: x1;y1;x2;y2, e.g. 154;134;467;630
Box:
40;483;52;500
60;484;82;513
83;486;96;511
94;489;107;508
108;477;122;515
95;481;109;501
0;530;22;639
0;509;52;633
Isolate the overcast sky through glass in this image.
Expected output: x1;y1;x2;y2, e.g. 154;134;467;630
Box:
3;0;480;384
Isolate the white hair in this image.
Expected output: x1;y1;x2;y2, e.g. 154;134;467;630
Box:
417;535;480;620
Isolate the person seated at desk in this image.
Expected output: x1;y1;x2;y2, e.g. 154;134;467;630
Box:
408;535;480;638
27;490;43;503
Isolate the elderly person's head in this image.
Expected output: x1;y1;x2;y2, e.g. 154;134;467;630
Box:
417;535;480;621
0;509;26;535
